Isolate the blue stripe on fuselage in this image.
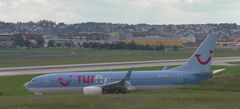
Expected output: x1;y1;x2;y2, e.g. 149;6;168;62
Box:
27;70;211;88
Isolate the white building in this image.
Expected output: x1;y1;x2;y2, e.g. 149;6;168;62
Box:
236;44;240;48
180;35;196;43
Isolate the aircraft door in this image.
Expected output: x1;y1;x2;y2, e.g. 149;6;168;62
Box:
178;73;183;84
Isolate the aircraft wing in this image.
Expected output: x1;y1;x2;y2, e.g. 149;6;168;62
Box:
162;65;168;70
101;68;133;93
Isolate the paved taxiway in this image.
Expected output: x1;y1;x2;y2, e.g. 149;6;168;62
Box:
0;56;239;76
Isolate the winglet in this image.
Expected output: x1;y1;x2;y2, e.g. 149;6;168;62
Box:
162;65;168;70
123;68;133;81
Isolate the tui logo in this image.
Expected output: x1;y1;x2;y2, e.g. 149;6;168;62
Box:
58;75;95;87
195;50;213;65
58;75;72;87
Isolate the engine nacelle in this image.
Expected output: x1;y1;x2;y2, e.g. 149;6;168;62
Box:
83;86;102;95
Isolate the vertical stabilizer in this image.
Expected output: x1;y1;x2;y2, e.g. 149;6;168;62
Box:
171;34;217;72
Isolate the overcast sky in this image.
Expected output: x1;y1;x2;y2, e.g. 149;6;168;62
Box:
0;0;240;24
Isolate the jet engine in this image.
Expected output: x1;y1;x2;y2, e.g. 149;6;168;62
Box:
83;86;102;95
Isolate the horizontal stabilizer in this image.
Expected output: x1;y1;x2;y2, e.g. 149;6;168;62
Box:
213;68;225;75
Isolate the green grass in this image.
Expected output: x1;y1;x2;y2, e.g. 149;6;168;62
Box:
0;92;239;109
0;66;239;96
229;62;240;65
0;48;239;67
0;66;239;109
0;74;37;95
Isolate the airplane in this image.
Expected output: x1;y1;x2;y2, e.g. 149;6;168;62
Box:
24;34;225;95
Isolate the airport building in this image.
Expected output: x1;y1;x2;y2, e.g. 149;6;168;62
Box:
217;42;240;46
45;32;109;48
125;36;184;46
236;44;240;48
0;33;15;48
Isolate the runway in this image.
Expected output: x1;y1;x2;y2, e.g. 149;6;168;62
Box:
0;56;239;76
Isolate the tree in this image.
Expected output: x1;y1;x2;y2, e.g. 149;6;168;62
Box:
143;44;153;50
36;37;44;48
127;41;137;50
82;42;90;48
90;42;98;48
114;42;126;49
48;40;55;47
25;40;32;48
156;44;165;51
173;45;178;51
12;34;26;47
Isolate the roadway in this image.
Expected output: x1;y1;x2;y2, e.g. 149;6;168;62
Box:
0;56;239;76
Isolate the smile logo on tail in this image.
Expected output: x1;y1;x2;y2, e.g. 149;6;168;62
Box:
195;50;213;65
58;75;72;87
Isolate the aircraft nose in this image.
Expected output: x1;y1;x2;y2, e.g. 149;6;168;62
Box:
24;82;29;89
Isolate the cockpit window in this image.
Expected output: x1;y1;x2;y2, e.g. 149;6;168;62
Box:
44;78;49;83
31;79;38;82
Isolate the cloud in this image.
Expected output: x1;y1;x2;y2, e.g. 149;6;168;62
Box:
183;0;207;4
0;2;6;7
0;0;82;23
0;0;239;24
